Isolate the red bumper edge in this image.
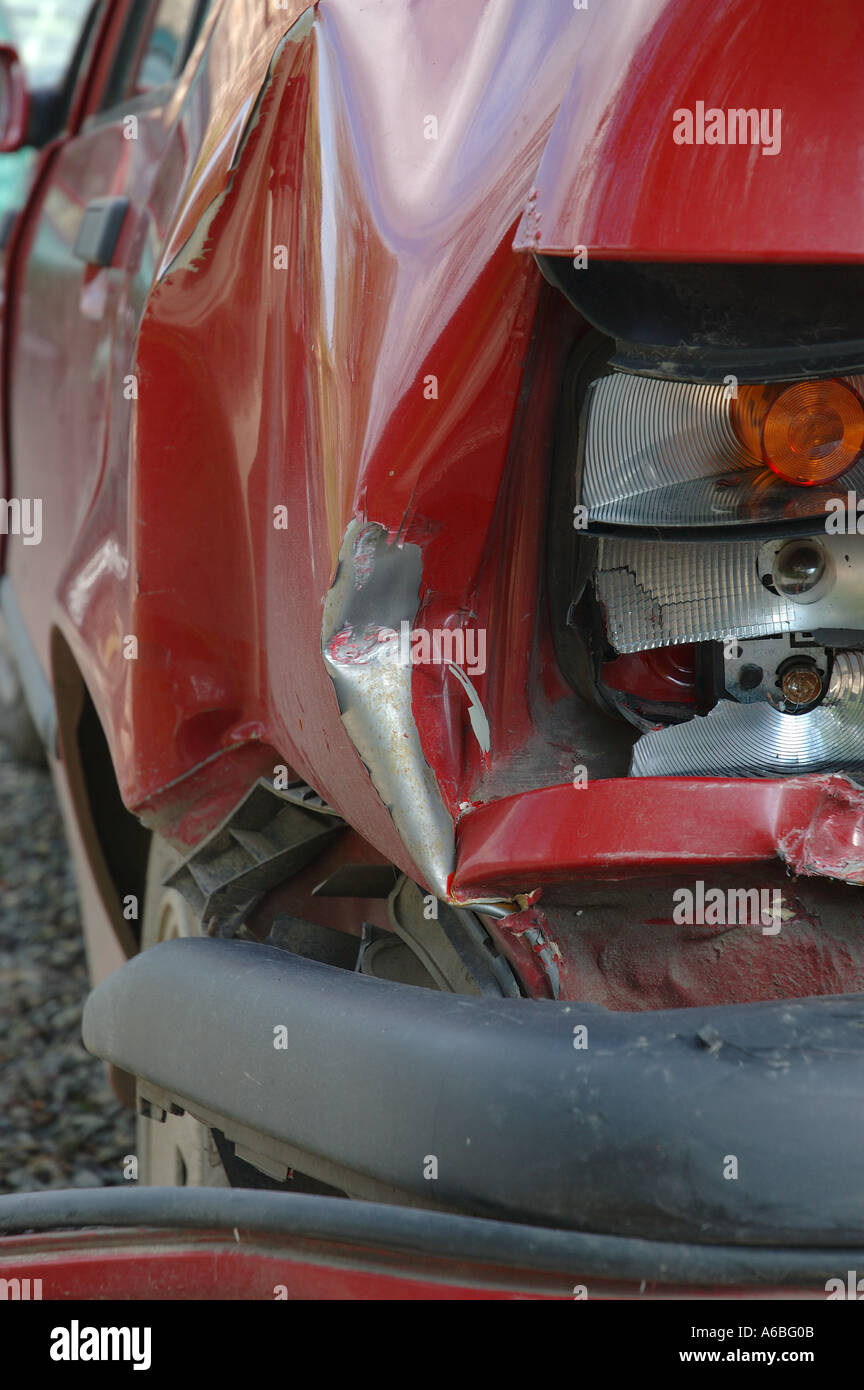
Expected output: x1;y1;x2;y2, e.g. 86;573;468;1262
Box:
453;775;864;897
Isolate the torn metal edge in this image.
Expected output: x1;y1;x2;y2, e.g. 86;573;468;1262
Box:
321;519;517;911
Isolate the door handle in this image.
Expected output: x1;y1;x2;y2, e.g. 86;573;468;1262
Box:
73;196;130;269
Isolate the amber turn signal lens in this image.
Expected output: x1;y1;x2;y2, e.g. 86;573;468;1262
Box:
763;380;864;484
732;379;864;485
730;383;783;464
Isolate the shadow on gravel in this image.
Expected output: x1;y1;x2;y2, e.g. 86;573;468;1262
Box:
0;748;134;1192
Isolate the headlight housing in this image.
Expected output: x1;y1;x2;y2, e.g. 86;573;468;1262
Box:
582;371;864;528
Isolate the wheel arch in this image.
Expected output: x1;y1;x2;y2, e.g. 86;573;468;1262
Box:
51;626;150;968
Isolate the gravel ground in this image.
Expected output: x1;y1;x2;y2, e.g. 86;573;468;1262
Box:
0;747;135;1193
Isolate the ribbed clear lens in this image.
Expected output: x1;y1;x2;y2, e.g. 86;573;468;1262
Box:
595;533;864;653
596;536;791;652
631;651;864;778
583;372;864;527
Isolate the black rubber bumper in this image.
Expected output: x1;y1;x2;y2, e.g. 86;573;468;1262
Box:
2;1188;863;1290
83;937;864;1246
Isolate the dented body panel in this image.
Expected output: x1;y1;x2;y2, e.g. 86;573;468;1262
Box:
5;0;582;878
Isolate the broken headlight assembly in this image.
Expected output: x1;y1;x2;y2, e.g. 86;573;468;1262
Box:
557;347;864;779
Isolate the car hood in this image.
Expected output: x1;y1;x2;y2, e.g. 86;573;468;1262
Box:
514;0;864;263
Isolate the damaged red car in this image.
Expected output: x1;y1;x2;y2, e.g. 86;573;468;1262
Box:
0;0;863;1300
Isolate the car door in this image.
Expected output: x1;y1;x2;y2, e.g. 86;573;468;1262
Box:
5;0;210;675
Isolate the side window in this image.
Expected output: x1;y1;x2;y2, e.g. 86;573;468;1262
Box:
136;0;205;93
2;1;108;147
2;0;96;87
99;0;208;112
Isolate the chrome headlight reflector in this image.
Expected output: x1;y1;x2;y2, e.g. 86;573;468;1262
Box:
631;651;864;778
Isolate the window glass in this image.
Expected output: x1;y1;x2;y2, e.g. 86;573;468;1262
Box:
1;0;95;87
137;0;202;92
